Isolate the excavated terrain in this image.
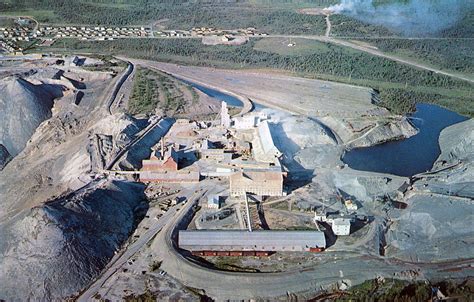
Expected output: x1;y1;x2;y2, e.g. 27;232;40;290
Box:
0;57;154;300
0;56;472;301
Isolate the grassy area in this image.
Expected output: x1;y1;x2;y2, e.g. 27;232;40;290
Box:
253;37;331;56
128;67;190;116
0;9;58;23
212;256;259;273
33;37;473;117
128;68;160;115
0;16;15;27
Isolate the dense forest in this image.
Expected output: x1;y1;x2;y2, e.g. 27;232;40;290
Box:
358;38;474;75
0;0;326;33
41;37;473;116
330;14;397;37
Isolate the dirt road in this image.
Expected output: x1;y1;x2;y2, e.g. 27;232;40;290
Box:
270;34;474;84
77;202;181;301
325;14;331;37
105;61;134;114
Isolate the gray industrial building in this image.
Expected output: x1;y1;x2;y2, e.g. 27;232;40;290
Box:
178;230;326;252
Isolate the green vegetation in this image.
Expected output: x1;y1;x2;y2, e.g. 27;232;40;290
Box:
0;0;326;34
80;55;126;74
212;256;259;273
128;67;189;116
440;11;474;38
359;38;474;75
330;14;397;37
129;68;159;115
339;279;474;301
124;290;157;302
0;16;15;27
253;37;332;56
149;260;162;271
36;37;473;116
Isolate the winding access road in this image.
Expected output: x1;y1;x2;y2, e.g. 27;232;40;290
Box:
270;34;474;84
105;61;134;114
77;202;182;301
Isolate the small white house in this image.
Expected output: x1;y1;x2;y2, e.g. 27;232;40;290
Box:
332;218;351;236
207;195;220;210
344;199;358;212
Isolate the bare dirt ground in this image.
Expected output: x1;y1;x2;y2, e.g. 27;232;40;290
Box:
202;35;249;46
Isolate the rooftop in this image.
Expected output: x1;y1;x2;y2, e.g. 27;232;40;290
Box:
179;230;326;250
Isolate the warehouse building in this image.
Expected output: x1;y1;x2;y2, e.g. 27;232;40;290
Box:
179;230;326;254
229;170;284;196
140;169;200;183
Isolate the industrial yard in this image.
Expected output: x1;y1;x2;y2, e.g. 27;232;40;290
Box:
0;0;473;298
0;50;472;301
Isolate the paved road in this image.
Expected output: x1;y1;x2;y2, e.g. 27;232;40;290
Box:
77;203;181;301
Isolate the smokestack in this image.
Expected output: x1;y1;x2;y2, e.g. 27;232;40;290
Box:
161;138;165;160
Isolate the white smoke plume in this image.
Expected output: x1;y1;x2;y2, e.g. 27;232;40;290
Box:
326;0;472;36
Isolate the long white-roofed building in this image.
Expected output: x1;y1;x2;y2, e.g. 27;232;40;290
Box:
179;230;326;255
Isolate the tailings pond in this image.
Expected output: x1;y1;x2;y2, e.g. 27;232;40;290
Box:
184;81;243;107
342;103;469;177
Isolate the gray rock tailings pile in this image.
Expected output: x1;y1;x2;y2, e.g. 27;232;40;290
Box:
266;109;339;173
386;118;474;262
347;117;417;149
0;143;12;170
0;77;62;157
0;180;147;301
386;194;473;262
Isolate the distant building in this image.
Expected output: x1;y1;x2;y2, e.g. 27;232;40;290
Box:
344;199;358;212
230;170;284;197
140;169;200;183
199;139;232;163
71;56;84;66
179;230;326;254
314;212;353;236
232;112;267;130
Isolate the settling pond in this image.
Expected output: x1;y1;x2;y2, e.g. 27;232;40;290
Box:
184;81;243;107
186;81;267;110
342;103;469;177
